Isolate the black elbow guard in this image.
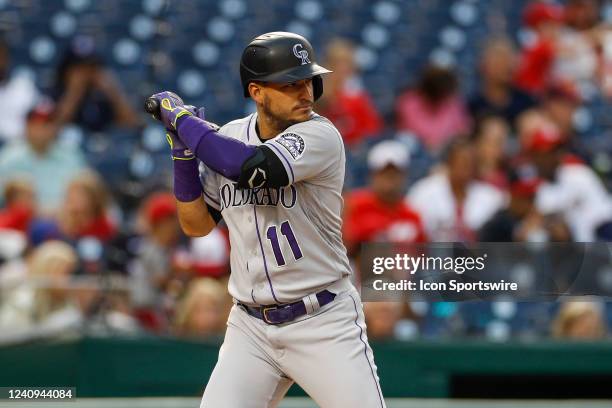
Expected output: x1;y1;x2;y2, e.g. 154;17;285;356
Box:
206;204;223;224
237;145;289;189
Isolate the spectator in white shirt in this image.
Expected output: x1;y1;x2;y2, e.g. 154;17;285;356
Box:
408;138;506;242
0;38;39;143
527;127;612;241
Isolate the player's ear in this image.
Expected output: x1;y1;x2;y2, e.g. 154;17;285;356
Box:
249;82;263;103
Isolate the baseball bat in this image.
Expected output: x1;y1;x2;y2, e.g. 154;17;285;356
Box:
144;97;161;120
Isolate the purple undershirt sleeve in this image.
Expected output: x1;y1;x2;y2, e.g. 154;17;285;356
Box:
176;115;257;181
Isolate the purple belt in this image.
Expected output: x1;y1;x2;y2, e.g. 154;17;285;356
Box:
238;290;336;325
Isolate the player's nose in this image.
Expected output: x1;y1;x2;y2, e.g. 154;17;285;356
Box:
297;79;313;101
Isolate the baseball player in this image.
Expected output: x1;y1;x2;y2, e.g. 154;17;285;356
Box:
148;32;385;408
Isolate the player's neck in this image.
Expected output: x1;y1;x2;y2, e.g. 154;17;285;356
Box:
255;115;282;141
255;107;300;140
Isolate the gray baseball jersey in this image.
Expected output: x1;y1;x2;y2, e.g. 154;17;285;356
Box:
199;112;351;305
198;112;385;408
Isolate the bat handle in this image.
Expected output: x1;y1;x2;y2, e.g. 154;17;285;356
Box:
144;97;161;120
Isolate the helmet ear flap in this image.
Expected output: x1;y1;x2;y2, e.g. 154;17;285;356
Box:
243;80;252;98
313;76;323;101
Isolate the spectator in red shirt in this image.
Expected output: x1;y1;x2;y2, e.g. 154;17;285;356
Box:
316;38;383;147
396;65;471;153
515;1;565;95
343;139;427;256
516;81;585;159
0;179;36;232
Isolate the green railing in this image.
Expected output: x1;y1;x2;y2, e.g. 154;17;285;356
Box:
2;336;612;398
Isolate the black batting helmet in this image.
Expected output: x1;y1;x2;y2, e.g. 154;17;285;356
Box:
240;31;332;100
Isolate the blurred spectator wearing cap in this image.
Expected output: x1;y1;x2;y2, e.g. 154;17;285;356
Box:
408;138;505;242
0;37;39;144
516;81;588;168
525;126;612;241
515;0;608;96
472;115;511;190
396;65;471;153
173;278;231;339
552;300;608;339
516;108;556;150
53;36;140;132
478;170;570;242
479;170;540;242
515;1;566;95
316;38;383;148
468;38;536;127
187;230;230;278
541;81;582;142
130;192;181;329
0;99;86;213
343;140;426;256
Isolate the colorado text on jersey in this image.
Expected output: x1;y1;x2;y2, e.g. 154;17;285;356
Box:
219;182;297;210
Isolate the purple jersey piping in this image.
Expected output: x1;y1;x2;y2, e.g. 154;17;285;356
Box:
247;118;279;304
349;294;385;407
267;141;296;184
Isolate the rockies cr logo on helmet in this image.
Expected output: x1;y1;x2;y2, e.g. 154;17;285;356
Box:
293;44;311;65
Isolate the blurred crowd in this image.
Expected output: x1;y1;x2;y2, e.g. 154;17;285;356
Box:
1;0;611;343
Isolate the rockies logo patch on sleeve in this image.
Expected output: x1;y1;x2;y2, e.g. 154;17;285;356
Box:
275;133;305;159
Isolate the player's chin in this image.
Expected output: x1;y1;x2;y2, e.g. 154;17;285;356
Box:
292;107;312;121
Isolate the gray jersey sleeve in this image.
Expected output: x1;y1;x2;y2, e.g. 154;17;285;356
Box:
199;161;222;210
265;117;343;185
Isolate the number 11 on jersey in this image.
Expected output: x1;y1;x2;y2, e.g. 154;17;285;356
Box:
266;221;303;266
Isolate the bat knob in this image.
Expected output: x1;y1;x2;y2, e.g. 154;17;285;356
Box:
144;97;161;120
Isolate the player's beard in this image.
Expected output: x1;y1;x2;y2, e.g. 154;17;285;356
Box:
261;94;301;132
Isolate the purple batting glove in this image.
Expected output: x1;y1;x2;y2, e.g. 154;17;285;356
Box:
150;91;193;130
